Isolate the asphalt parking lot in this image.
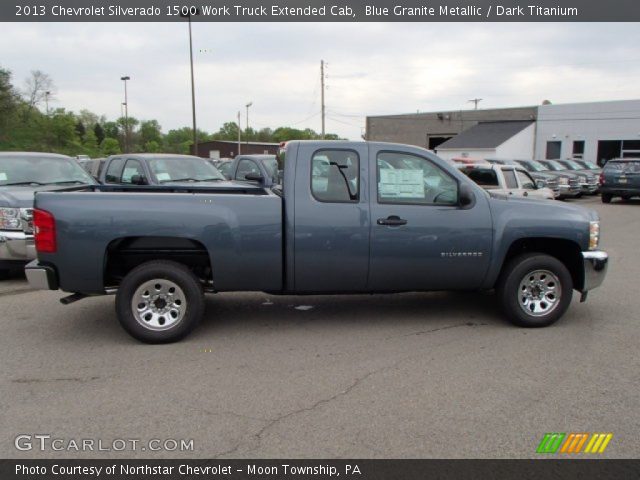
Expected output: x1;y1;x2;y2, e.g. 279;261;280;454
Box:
1;195;638;459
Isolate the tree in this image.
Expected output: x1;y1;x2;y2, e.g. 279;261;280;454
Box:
101;138;121;155
139;119;163;148
75;120;86;140
22;70;54;110
94;123;105;145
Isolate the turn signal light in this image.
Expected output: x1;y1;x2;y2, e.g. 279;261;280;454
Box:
33;209;57;253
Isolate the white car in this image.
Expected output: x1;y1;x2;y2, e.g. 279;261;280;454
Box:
458;163;555;200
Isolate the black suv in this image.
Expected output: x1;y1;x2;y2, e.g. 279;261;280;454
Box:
600;158;640;203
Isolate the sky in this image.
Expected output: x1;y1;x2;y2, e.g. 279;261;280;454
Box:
1;22;639;140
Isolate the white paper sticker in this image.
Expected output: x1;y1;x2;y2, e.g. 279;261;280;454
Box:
155;172;171;181
0;173;7;181
379;169;425;198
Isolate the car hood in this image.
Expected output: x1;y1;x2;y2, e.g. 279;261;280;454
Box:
0;184;92;208
488;191;597;219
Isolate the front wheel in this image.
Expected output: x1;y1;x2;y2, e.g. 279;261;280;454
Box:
601;193;612;203
497;253;573;328
115;260;204;343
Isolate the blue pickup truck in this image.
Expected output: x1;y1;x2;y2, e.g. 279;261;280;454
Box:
25;141;608;343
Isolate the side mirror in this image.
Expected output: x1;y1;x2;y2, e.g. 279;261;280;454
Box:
535;179;546;189
244;172;264;183
459;183;475;207
131;174;148;185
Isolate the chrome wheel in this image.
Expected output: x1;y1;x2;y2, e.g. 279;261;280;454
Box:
131;279;186;331
518;269;562;317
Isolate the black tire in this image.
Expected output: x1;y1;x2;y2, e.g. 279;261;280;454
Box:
115;260;204;343
497;253;573;328
601;193;612;204
622;195;631;201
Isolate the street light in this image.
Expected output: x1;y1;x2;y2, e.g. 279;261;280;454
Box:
245;101;253;143
45;91;51;116
180;9;199;155
120;76;130;153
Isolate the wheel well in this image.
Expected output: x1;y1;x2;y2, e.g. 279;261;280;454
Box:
104;236;212;288
500;238;584;290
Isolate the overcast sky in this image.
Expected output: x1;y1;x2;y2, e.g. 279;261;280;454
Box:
1;22;639;139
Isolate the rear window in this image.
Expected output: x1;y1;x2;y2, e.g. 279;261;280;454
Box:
606;161;640;173
461;167;499;188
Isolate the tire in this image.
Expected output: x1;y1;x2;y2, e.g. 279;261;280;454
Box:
601;193;612;204
497;253;573;328
115;260;204;343
622;195;631;201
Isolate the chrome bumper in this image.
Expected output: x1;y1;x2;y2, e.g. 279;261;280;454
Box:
0;230;36;262
581;251;608;295
25;260;58;290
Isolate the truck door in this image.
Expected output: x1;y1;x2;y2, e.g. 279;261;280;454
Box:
367;146;492;291
293;143;370;292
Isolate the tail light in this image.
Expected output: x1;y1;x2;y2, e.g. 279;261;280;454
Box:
599;172;605;185
33;209;56;253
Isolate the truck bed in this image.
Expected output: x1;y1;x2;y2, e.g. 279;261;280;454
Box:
34;186;283;294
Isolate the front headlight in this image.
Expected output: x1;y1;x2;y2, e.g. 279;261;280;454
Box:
0;207;21;230
589;221;600;250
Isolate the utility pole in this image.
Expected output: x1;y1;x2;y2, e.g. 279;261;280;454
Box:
45;91;51;116
320;60;325;139
237;111;241;156
120;76;130;153
185;12;198;154
245;101;252;144
468;98;482;110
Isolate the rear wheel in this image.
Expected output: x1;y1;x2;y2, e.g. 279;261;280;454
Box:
622;195;631;201
497;253;573;328
115;260;204;343
601;193;612;203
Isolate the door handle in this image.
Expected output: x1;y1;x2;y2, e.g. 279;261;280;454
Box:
377;215;408;226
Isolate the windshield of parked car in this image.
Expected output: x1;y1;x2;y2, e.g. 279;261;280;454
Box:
148;157;225;182
562;160;583;170
543;160;567;171
517;160;542;172
0;156;95;186
581;161;599;169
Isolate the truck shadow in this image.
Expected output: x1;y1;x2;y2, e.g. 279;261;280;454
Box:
197;290;503;336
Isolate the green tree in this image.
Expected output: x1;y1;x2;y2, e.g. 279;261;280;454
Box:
139;119;163;149
101;138;121;155
93;123;105;145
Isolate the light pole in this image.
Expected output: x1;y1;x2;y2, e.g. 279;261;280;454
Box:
181;9;199;154
237;111;241;156
45;91;51;116
120;76;130;152
245;101;252;143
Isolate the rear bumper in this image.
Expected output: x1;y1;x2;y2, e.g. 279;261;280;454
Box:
600;186;640;197
0;231;35;262
25;260;58;290
581;251;608;293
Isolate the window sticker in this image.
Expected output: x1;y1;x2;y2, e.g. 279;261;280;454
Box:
379;169;425;198
0;173;7;181
155;172;171;181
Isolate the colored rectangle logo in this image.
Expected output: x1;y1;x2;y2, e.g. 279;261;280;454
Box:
536;433;612;454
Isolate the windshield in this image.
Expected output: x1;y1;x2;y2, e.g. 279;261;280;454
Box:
582;161;598;169
518;160;544;172
563;160;583;170
0;156;94;186
543;160;567;171
148;157;225;182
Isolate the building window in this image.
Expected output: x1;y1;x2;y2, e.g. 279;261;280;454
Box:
546;141;562;159
572;141;585;159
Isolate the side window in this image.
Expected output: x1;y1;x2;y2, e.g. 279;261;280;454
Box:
503;169;518;189
311;150;359;202
121;159;144;184
377;152;458;205
465;168;499;187
516;170;536;189
236;159;260;180
104;158;124;184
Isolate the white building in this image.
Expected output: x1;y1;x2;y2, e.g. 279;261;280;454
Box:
435;121;535;162
535;99;640;165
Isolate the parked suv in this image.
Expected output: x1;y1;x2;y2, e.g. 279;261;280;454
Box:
0;152;96;273
599;158;640;203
